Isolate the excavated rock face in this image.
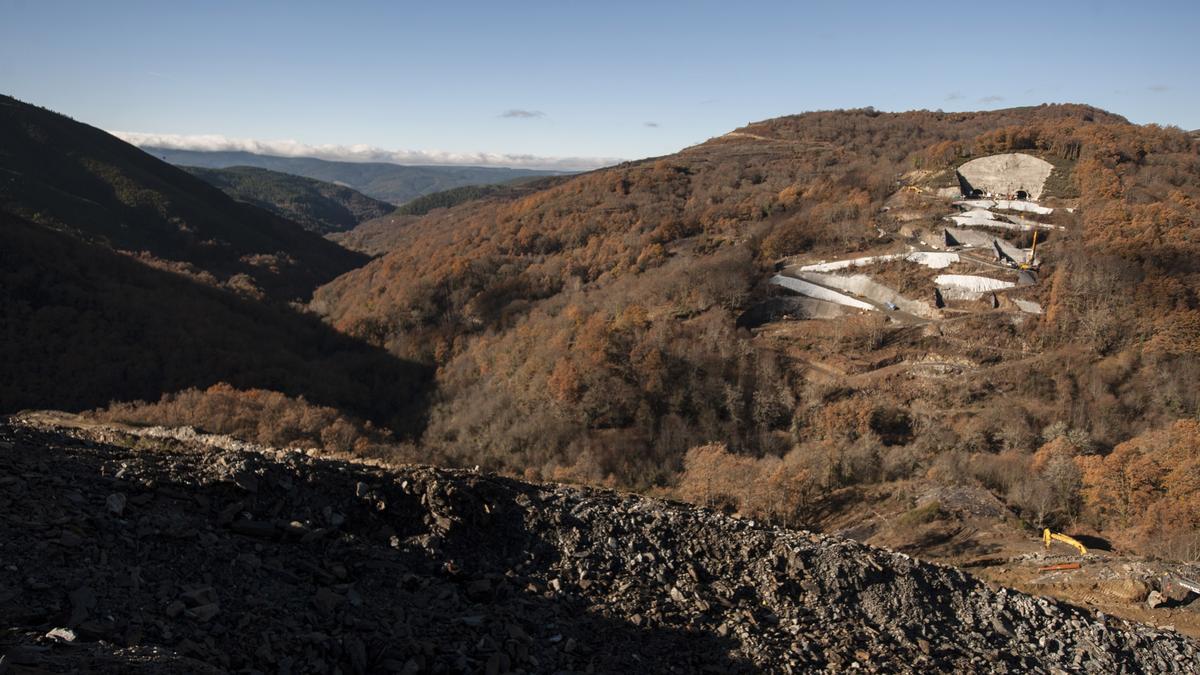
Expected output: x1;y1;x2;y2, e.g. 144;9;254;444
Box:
957;153;1054;200
1;418;1198;674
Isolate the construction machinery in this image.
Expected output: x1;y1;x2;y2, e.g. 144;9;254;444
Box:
1019;230;1039;270
1043;528;1088;555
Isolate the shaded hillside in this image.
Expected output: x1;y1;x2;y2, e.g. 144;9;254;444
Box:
308;102;1200;562
0;214;429;433
3;416;1196;673
326;213;420;256
0;96;365;300
182;165;393;234
145;147;566;204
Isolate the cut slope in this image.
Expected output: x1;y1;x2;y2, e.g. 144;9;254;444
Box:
2;416;1196;673
182;165;394;234
0;96;365;300
957;153;1054;200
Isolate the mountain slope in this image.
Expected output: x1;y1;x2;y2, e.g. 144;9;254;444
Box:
330;175;571;255
308;104;1200;561
2;415;1196;673
0;95;365;300
144;147;565;204
0;214;429;429
310;105;1144;476
182;165;394;234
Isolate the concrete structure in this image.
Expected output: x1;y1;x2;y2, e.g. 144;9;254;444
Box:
942;227;1001;249
799;272;937;318
905;251;959;269
934;274;1016;300
798;251;959;272
954;199;1054;215
953;199;996;210
957;153;1054;200
942;227;1026;264
960;208;997;221
770;275;876;311
994;199;1053;215
991;238;1026;266
945;213;1055;232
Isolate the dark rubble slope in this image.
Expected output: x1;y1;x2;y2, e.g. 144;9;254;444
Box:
1;417;1197;674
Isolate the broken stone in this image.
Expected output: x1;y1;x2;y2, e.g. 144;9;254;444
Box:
185;602;220;622
314;587;343;615
180;586;219;607
232;470;259;493
45;627;77;642
1147;590;1165;609
231;520;275;538
68;585;96;626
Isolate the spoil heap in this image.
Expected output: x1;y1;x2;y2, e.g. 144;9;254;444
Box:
1;417;1197;673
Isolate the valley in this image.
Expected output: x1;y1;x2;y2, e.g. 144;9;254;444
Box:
3;95;1200;671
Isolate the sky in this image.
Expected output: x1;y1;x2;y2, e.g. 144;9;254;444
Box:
2;0;1197;169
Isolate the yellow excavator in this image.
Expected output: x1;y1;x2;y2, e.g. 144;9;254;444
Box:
1019;231;1039;270
1043;528;1087;555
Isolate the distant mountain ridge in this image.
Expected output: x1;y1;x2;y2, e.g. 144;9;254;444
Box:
0;94;427;428
182;165;394;235
0;95;364;301
144;147;566;204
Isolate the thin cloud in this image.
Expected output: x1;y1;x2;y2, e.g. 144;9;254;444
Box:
978;95;1005;104
500;109;545;119
644;121;659;128
109;131;620;171
1148;84;1170;92
945;91;964;101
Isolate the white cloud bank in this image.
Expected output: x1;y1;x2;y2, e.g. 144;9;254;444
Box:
109;131;622;171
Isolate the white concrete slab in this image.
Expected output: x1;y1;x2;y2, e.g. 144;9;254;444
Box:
994;200;1053;215
770;275;876;311
935;274;1016;300
799;272;938;318
798;251;959;272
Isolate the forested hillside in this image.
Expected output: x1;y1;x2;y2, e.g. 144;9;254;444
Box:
0;214;429;431
183;165;393;234
0;96;429;433
330;176;573;255
0;96;365;300
307;104;1200;557
8;94;1200;567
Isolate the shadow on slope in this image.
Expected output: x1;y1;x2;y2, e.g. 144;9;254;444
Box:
0;424;753;673
0;216;431;436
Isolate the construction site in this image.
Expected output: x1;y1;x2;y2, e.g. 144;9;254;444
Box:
766;152;1059;326
744;152;1200;636
745;151;1069;389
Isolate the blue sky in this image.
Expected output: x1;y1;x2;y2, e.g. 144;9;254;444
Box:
2;0;1196;168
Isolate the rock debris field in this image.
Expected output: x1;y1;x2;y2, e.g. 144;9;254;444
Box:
2;416;1198;673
